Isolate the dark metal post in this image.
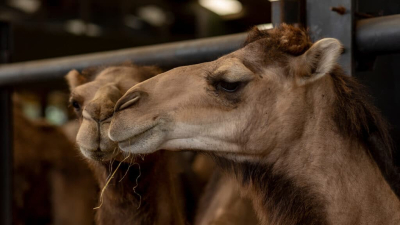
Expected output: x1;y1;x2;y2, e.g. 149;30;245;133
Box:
270;0;306;27
0;21;12;225
306;0;355;75
270;0;282;26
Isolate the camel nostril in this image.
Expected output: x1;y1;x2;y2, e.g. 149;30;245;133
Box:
115;91;141;112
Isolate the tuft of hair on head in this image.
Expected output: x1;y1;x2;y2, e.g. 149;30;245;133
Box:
81;66;107;80
109;61;162;81
244;23;313;56
65;62;163;91
136;65;163;81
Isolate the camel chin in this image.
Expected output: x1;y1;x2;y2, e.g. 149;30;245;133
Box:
79;147;118;161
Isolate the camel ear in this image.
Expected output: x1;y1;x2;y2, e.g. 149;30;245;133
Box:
296;38;343;85
65;70;86;90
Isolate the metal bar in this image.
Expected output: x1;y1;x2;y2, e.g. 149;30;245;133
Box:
281;0;306;25
270;0;306;27
0;21;12;225
270;0;282;27
0;88;12;225
306;0;354;75
0;32;247;86
356;14;400;55
0;14;399;85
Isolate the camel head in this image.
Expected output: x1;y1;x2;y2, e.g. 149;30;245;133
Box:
66;65;160;161
109;25;343;160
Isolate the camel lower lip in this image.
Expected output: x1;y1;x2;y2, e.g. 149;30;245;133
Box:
118;125;156;149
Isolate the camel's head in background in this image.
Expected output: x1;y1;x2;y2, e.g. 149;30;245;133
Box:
66;65;160;161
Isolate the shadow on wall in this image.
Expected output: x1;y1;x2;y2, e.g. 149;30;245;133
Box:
355;54;400;167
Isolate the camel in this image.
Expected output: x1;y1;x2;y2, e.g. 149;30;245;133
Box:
109;24;400;225
13;102;97;225
194;169;259;225
191;154;259;225
66;65;195;225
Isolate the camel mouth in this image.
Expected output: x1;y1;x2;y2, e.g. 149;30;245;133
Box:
80;148;118;161
116;123;163;154
118;124;157;148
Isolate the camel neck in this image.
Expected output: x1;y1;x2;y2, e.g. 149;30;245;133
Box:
216;127;400;225
89;152;185;225
215;155;328;225
285;131;400;225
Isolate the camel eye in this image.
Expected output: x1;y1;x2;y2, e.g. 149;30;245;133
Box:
217;81;240;93
71;100;81;111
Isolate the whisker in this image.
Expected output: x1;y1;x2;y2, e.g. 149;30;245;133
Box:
94;154;131;210
106;158;115;180
119;154;133;182
132;162;142;209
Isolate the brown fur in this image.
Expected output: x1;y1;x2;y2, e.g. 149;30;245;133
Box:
331;67;399;195
244;24;312;56
13;103;97;225
195;168;259;225
87;152;185;225
192;153;257;225
212;156;327;225
110;25;400;225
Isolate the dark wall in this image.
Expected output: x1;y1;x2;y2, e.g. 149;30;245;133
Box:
355;0;400;165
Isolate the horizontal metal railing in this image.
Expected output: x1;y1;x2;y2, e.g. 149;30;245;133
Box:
0;33;247;85
0;14;399;86
356;14;400;54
